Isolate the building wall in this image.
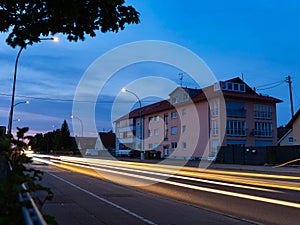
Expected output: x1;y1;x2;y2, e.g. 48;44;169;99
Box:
293;117;300;145
279;130;294;146
223;100;277;147
115;79;280;159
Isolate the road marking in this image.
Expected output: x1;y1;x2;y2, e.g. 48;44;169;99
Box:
48;172;157;225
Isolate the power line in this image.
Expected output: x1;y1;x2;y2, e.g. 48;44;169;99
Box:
255;80;286;91
0;93;161;104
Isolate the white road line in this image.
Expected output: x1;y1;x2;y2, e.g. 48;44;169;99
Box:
48;172;157;225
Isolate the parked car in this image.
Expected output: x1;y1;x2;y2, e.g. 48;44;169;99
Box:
128;150;141;158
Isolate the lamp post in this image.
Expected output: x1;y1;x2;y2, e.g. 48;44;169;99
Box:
121;88;144;159
71;115;84;137
7;37;58;136
7;100;29;135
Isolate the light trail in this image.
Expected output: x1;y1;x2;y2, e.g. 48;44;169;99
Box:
32;155;300;210
53;156;300;191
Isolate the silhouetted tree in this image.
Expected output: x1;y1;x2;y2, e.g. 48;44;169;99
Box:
55;120;74;152
0;0;140;48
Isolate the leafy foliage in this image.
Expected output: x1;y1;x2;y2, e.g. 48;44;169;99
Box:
0;0;140;47
0;127;56;224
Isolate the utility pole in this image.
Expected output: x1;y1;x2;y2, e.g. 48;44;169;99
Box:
286;75;294;118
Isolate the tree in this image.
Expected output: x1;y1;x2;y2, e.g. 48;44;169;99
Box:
0;0;140;48
55;120;76;152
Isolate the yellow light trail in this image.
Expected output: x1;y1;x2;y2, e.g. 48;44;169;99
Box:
36;157;300;210
32;155;300;192
56;156;300;191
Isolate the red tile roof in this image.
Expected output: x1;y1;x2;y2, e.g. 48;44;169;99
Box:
115;77;282;121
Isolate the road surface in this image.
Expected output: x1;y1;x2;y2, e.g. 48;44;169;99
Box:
31;155;300;225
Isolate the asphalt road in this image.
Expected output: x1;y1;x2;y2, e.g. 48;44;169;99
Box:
31;155;300;225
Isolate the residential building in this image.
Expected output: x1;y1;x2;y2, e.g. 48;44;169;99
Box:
115;77;282;160
277;109;300;146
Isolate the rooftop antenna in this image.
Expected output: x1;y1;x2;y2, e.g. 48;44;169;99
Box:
241;73;244;81
178;73;184;87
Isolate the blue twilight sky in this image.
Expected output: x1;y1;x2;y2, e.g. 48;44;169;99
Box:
1;0;300;137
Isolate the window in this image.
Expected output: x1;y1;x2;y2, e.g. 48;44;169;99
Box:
212;120;218;136
148;143;153;149
226;120;246;136
182;109;187;117
182;142;187;150
211;101;218;117
171;97;178;104
226;101;245;118
171;142;177;150
148;117;153;123
214;83;220;91
154;116;159;122
148;130;152;137
154;129;159;136
171;126;178;135
210;140;219;158
154;143;159;150
171;111;177;119
255;122;272;137
254;104;273;120
221;82;246;93
182;125;186;134
288;137;294;144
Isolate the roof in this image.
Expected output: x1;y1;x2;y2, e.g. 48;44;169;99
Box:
286;109;300;129
115;77;282;122
99;131;116;149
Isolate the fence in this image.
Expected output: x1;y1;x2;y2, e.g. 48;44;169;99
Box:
216;145;300;165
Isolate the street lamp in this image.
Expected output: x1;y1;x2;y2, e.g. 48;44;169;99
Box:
121;88;144;159
7;100;30;135
71;115;83;137
7;37;58;135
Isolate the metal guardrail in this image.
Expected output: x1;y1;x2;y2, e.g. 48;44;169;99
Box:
6;160;47;225
18;183;47;225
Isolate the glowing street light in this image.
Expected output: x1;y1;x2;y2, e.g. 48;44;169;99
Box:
71;115;83;137
7;37;58;135
7;100;30;134
121;88;144;159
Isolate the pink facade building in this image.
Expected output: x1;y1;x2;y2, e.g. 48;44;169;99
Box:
115;77;282;160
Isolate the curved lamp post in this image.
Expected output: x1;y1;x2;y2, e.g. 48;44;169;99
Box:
7;37;58;135
121;88;144;159
7;100;29;134
71;115;83;137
